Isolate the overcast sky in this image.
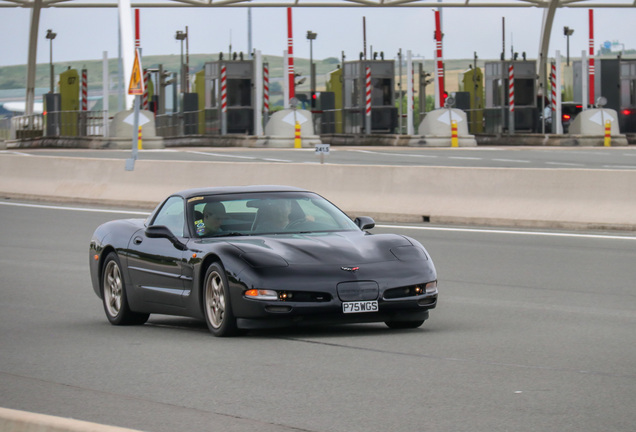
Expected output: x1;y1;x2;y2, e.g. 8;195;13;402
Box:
1;6;635;68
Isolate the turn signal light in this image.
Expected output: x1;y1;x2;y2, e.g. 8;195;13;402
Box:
244;289;278;300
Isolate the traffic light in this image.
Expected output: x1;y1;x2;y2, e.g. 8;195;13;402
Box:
311;91;317;108
421;71;433;87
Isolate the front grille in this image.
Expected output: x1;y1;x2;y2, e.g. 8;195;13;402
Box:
337;281;379;301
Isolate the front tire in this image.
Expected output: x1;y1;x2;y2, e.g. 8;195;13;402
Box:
102;252;149;326
203;263;239;337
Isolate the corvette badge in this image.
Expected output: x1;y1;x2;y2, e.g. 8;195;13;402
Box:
341;266;360;272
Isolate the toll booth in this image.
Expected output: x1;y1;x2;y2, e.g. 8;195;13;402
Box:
484;60;537;133
342;60;397;133
326;68;343;133
461;67;484;134
204;59;254;135
60;68;80;136
44;93;61;136
574;58;636;133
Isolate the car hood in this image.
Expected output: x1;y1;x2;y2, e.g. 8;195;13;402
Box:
223;231;415;266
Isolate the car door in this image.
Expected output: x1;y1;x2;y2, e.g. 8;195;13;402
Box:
126;196;189;308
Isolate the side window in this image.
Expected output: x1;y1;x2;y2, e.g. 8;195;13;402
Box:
152;196;185;237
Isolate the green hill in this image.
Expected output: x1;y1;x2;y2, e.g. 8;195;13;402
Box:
0;54;480;92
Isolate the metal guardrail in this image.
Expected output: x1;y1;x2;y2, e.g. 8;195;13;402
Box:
8;111;107;139
11;114;43;139
0;117;11;140
156;108;343;137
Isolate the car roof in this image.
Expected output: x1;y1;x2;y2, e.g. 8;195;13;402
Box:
175;185;309;199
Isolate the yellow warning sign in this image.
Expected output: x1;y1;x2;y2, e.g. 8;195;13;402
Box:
128;49;144;96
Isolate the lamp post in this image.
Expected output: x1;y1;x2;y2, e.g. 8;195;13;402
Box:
564;26;574;66
175;29;188;94
45;29;57;93
306;30;317;107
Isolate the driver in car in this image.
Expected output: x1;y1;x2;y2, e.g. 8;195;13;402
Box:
195;202;227;236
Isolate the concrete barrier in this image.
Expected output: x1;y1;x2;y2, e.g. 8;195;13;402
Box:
0;407;144;432
1;153;635;230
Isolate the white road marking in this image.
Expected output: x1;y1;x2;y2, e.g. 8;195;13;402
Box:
0;151;32;156
0;201;150;215
376;224;636;241
351;150;439;158
492;158;531;163
186;151;291;163
187;151;257;160
545;162;585;167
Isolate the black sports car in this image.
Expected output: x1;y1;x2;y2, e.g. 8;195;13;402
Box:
89;186;438;336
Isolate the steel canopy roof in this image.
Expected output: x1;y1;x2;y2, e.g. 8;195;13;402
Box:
2;0;635;8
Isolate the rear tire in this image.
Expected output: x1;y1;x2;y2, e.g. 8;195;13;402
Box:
385;320;424;329
203;263;239;337
102;252;149;326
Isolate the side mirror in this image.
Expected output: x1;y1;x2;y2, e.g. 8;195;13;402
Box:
145;225;188;251
354;216;375;231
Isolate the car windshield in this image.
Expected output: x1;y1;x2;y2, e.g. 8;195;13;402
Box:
187;191;360;238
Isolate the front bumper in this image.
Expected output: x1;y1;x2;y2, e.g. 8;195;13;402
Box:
233;291;437;330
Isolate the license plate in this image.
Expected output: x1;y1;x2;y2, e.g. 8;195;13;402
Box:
342;300;378;314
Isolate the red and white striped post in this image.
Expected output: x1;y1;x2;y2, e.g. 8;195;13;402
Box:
588;9;595;107
143;69;149;110
550;62;557;133
286;8;295;102
550;62;557;112
411;66;415;117
221;64;227;135
508;64;515;134
365;66;372;134
263;63;269;123
81;68;87;111
434;10;445;108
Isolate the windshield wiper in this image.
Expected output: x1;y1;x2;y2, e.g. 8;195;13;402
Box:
209;232;247;238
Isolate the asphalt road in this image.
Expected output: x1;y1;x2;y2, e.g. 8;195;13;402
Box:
1;200;635;432
3;146;636;169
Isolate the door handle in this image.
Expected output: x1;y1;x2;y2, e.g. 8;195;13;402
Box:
133;236;143;245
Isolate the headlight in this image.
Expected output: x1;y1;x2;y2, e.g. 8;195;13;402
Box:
424;281;437;294
244;289;278;300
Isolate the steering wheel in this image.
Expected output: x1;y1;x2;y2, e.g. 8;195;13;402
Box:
285;218;307;230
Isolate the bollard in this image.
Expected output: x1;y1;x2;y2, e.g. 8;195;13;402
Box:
604;120;611;147
294;122;301;148
451;120;459;147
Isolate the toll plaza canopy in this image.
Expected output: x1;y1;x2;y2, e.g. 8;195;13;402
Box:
2;0;634;7
2;0;634;116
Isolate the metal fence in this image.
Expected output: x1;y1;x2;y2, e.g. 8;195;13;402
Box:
0;117;11;141
8;111;107;139
11;114;43;139
155;109;342;137
155;110;222;137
